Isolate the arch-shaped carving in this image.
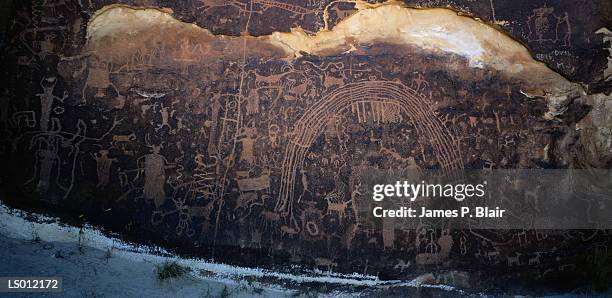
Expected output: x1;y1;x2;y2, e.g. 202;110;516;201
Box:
275;80;463;213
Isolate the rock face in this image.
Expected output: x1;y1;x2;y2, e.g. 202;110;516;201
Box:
0;0;611;293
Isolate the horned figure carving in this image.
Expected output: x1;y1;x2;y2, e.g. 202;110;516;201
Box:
139;134;171;209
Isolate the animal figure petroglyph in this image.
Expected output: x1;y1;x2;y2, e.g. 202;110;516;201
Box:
314;257;337;272
486;250;500;262
394;259;412;272
529;252;542;265
507;253;522;267
324;197;350;218
280;225;300;237
234;192;260;211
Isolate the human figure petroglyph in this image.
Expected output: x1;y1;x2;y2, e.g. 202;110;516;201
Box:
93;149;116;189
29;137;60;194
23;116;88;198
382;217;396;249
527;6;572;46
237;126;257;165
411;73;429;92
245;92;260;115
151;194;198;237
297;169;310;203
524;185;542;212
37;77;67;132
70;16;82;45
267;123;280;148
323;115;339;141
280;225;300;238
138;137;171;209
155;103;173;132
80;56;121;104
416;229;453;265
514;230;529;247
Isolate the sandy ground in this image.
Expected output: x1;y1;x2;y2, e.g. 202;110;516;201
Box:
0;234;292;298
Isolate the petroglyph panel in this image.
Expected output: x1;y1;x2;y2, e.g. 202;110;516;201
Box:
1;0;611;293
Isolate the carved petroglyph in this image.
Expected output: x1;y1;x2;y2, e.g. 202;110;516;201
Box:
93;149;116;189
314;257;338;272
507;253;522;267
86;2;586;120
36;77;67;132
527;6;572;47
135;136;172;209
276;81;462;214
416;230;454;265
3;0;611;289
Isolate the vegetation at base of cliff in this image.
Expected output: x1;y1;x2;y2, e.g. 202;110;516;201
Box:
155;261;192;280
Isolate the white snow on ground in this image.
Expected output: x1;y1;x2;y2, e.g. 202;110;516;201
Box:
0;234;286;298
0;202;465;297
3;202;612;297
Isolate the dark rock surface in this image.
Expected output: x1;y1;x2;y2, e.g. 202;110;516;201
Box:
0;0;611;294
